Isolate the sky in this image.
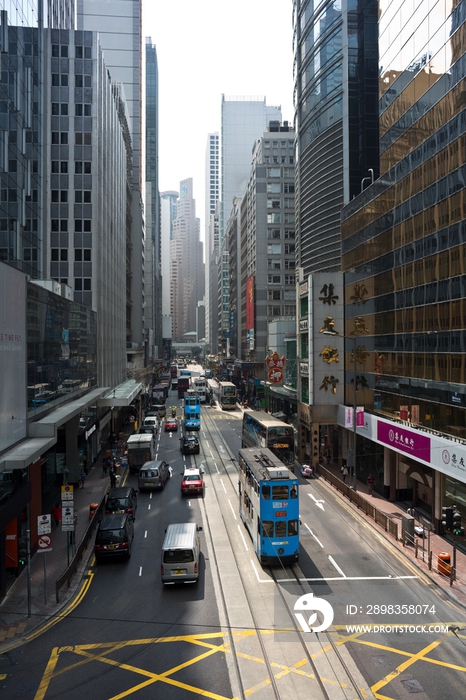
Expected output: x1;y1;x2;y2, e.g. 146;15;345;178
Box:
143;0;295;241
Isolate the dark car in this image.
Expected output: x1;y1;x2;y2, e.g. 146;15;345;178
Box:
94;514;134;560
105;486;137;520
139;426;156;436
180;435;200;454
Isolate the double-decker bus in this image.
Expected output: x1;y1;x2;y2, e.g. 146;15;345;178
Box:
184;393;201;430
238;448;299;565
193;376;207;403
241;410;295;472
219;381;237;410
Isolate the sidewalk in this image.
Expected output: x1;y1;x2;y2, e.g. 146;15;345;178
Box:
0;434;132;652
315;461;466;609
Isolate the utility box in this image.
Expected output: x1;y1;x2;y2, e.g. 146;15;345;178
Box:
402;514;415;541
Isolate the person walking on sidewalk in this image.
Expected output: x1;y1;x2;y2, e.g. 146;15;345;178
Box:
341;465;348;483
52;503;62;527
109;470;117;488
367;473;375;495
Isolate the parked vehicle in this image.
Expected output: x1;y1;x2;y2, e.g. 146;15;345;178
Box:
300;464;314;478
161;522;202;584
95;514;134;561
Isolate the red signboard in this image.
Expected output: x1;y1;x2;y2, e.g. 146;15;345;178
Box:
246;275;254;347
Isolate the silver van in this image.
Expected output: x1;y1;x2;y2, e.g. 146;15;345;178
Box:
161;522;202;585
138;460;169;491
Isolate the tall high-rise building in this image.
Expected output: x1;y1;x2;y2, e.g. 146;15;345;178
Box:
145;38;161;358
204;132;219;351
220;96;282;247
339;0;466;534
160;191;178;317
293;0;379;275
77;0;146;360
170;179;204;342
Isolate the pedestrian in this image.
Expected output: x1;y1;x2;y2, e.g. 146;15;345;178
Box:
367;473;375;495
63;464;69;485
80;469;87;488
110;470;117;488
101;459;108;477
52;503;62;527
341;465;348;482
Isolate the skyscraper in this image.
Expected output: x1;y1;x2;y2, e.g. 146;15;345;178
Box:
170;179;204;342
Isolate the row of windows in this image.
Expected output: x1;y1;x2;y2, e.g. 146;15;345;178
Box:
267;213;296;224
268;289;296;301
51;248;91;261
268;229;295;240
51;190;91;203
51;220;91;232
52;45;92;59
268;274;295;285
268;259;295;270
268;305;296;317
51;132;92;145
51;161;91;174
267;243;296;254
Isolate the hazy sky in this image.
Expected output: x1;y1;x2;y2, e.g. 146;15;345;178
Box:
144;0;295;239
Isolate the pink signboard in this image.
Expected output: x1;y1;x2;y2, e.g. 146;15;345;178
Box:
377;421;431;463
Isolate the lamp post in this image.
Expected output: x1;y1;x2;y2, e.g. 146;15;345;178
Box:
323;330;358;491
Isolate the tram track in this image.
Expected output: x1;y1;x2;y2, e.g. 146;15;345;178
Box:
186;400;368;700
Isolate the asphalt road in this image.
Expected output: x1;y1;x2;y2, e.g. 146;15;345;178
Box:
1;372;466;700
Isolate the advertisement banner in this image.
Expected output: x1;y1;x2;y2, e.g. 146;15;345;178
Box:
377;421;431;462
246;275;254;350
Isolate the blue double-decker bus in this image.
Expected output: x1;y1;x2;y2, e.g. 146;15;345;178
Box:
238;448;299;566
184;393;201;430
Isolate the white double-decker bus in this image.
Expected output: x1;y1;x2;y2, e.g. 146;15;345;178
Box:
193;376;207;403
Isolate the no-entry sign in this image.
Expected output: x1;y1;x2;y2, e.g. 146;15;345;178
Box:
38;534;52;549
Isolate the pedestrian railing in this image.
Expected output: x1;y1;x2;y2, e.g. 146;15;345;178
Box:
55;497;105;603
318;465;399;540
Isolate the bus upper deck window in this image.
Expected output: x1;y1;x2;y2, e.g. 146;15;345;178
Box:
262;484;270;500
262;520;274;537
290;485;297;498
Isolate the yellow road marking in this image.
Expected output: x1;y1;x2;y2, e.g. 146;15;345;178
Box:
371;639;443;696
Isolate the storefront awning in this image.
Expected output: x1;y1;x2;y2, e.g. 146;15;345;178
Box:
1;436;58;472
28;387;110;439
98;379;145;407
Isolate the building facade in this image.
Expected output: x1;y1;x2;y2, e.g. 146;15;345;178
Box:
339;0;466;541
204;132;219;352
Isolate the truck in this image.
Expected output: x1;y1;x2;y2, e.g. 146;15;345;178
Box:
152;384;169;402
178;375;190;398
126;433;155;473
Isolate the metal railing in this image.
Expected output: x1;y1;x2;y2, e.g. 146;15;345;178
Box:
55;497;104;603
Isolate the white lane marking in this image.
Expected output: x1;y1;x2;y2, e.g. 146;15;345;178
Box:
236;525;248;550
228;499;237;520
308;493;325;511
150;492;153;499
144;531;147;538
148;504;151;510
253;569;417;584
303;521;324;548
139;567;143;576
210;450;214;458
206;441;210;448
220;479;227;494
251;559;261;581
213;462;219;474
329;555;346;577
219;444;225;453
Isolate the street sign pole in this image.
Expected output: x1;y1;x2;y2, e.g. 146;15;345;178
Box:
43;552;47;604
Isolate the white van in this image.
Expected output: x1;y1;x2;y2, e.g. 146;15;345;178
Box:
161;522;202;585
144;416;158;431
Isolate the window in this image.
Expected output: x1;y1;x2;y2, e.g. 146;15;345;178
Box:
267;182;281;193
84;104;91;116
267;213;281;224
75;191;91;203
51;190;58;202
75;278;82;290
60;133;68;144
51;132;59;144
268;275;281;284
75;104;83;116
51;161;59;173
75;278;91;291
75;248;91;261
52;45;59;58
61;46;68;58
285;243;295;254
267;199;280;209
75;191;82;203
75;162;82;173
60;191;68;202
268;229;280;239
268;290;281;301
75;133;91;145
61;161;68;173
284;183;294;193
52;74;59;86
61;75;68;87
75;46;83;59
75;75;83;88
267;244;281;254
52;103;59;115
51;248;59;261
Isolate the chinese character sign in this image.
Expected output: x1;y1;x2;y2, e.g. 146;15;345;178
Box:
266;351;286;384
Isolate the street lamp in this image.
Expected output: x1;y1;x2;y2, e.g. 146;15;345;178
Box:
323;330;358;491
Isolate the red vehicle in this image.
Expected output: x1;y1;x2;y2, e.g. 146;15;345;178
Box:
165;418;178;432
178;376;190;398
180;468;204;496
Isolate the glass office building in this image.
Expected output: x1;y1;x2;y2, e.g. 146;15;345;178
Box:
341;0;466;537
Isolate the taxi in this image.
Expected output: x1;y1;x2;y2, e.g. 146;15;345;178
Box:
180;467;204;496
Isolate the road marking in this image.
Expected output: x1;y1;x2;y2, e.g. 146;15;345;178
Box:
220;479;227;493
308;493;325;511
144;531;147;538
139;567;142;576
236;526;248;550
302;521;324;548
228;499;237;520
213;462;219;473
148;504;151;510
328;555;346;577
371;639;443;697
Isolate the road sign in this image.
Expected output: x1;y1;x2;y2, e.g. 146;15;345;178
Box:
38;534;52;549
61;485;74;501
37;514;51;535
62;506;74;524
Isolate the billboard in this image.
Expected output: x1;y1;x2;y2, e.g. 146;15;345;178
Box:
246;275;254;350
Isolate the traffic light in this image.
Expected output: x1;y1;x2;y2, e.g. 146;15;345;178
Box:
18;536;28;566
443;506;454;531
